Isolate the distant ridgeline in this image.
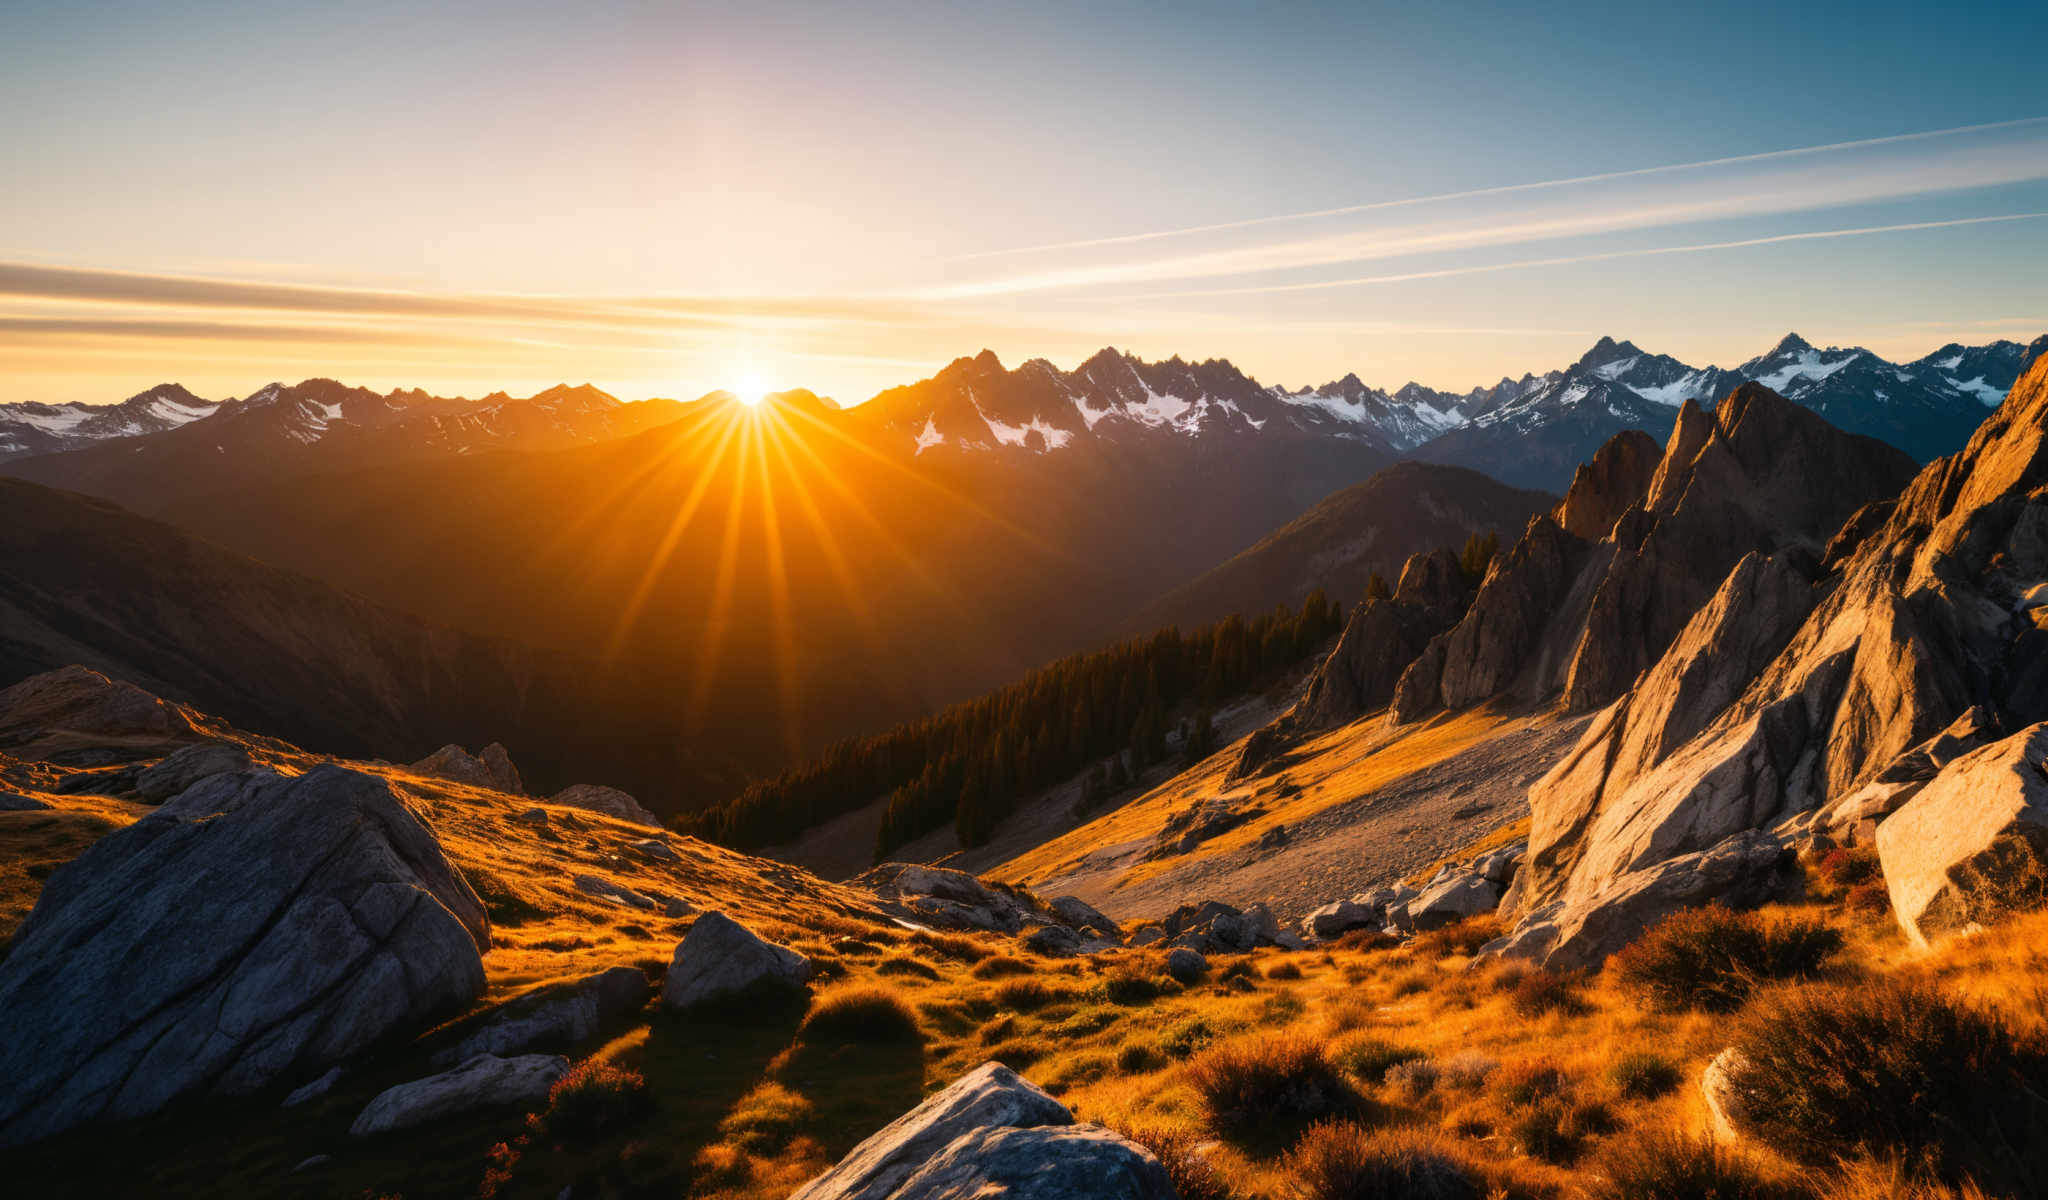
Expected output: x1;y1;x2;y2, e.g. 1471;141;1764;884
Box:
684;593;1343;857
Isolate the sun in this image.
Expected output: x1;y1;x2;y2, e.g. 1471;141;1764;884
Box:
734;371;768;407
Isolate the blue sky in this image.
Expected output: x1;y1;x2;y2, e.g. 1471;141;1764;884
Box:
3;0;2045;404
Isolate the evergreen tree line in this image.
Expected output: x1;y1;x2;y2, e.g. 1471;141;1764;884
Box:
683;592;1343;858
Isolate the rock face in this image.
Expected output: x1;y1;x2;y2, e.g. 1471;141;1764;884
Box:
1555;429;1660;540
410;742;523;793
1398;514;1589;716
550;783;663;828
663;911;812;1009
791;1061;1168;1200
1700;1047;1754;1142
437;966;650;1064
1491;356;2048;962
1875;722;2048;947
0;764;489;1148
134;742;253;802
349;1053;568;1136
1236;547;1475;774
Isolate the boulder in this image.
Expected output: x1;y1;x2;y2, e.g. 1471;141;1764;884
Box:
1049;895;1121;939
1165;947;1208;982
0;792;51;811
790;1061;1071;1200
349;1053;567;1136
0;665;205;748
1482;830;1793;971
663;911;812;1009
1875;722;2048;947
1022;924;1083;957
410;742;523;793
1820;706;2000;841
0;764;489;1148
437;966;650;1065
630;838;681;863
134;742;253;803
1304;899;1374;939
1405;874;1502;931
550;783;663;828
1700;1047;1754;1142
887;1122;1176;1200
1127;926;1166;947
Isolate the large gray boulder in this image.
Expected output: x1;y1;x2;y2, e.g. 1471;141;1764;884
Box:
436;966;650;1065
1405;873;1502;932
888;1122;1176;1200
663;911;812;1009
135;742;252;803
1876;722;2048;947
1049;894;1121;939
349;1053;568;1136
550;783;663;828
789;1061;1073;1200
0;764;489;1148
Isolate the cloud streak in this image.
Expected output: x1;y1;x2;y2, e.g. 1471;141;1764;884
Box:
922;117;2048;298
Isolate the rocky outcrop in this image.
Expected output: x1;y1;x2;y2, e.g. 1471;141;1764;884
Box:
1235;547;1474;776
1489;830;1793;970
0;665;207;749
349;1053;568;1136
436;966;650;1065
1875;722;2048;947
0;764;489;1148
1157;898;1286;953
1399;515;1589;715
1555;429;1659;541
410;742;523;793
1490;357;2048;962
663;911;812;1009
1816;706;1998;843
859;863;1115;947
134;742;252;802
550;783;663;828
791;1061;1170;1200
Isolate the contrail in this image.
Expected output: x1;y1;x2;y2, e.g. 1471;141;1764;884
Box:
956;115;2048;261
1116;211;2048;299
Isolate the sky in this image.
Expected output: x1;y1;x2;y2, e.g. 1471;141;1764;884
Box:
4;0;2047;407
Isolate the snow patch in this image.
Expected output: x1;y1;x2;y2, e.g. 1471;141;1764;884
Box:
913;416;945;455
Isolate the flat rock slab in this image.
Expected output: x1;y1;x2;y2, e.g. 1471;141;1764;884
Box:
349;1053;568;1136
438;966;649;1064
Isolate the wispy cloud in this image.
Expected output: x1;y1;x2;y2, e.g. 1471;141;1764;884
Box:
920;117;2048;299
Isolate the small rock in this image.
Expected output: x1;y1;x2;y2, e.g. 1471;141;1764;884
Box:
1165;947;1208;983
573;874;657;910
1048;895;1121;939
1701;1047;1753;1142
282;1067;343;1109
437;966;649;1064
513;807;550;826
1406;874;1502;932
1127;926;1166;947
630;838;681;863
410;743;523;793
0;792;52;812
349;1054;568;1136
663;912;812;1010
1022;924;1083;957
1305;899;1374;939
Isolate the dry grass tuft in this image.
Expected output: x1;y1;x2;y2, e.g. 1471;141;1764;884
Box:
1411;914;1506;959
1285;1121;1482;1200
1184;1033;1364;1136
797;985;922;1046
531;1060;651;1137
1589;1128;1803;1199
1611;905;1842;1013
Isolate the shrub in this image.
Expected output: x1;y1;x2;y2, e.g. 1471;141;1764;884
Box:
798;986;921;1045
534;1061;651;1137
1386;1058;1440;1099
1726;979;2048;1187
970;954;1034;979
1509;968;1589;1017
1336;928;1399;953
1118;1125;1241;1200
1091;965;1179;1006
992;979;1059;1011
1612;905;1842;1013
1266;959;1304;981
1285;1121;1481;1200
1332;1035;1427;1084
1220;957;1256;981
1590;1129;1801;1200
1506;1100;1580;1163
1184;1034;1363;1135
1493;1059;1570;1108
1158;1016;1218;1060
1116;1041;1167;1074
1817;847;1879;888
1438;1052;1498;1090
1846;880;1891;915
875;954;940;980
1607;1050;1683;1099
1411;914;1506;958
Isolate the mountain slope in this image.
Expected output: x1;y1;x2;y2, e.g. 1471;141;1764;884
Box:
0;384;218;461
0;478;716;805
1134;460;1553;631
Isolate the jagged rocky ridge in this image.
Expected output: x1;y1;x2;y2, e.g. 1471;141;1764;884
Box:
1232;381;1916;774
1491;352;2048;966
